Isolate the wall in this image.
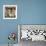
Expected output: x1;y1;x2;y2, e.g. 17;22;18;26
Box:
0;0;46;44
0;0;22;44
20;0;46;24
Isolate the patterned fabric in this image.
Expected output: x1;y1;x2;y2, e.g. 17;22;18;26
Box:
21;29;46;40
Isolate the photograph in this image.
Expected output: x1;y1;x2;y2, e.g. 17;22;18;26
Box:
3;5;17;19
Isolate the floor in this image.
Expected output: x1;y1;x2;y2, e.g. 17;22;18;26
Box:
0;44;18;46
0;40;46;46
19;40;46;46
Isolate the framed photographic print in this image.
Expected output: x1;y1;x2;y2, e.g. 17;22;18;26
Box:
3;5;17;19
